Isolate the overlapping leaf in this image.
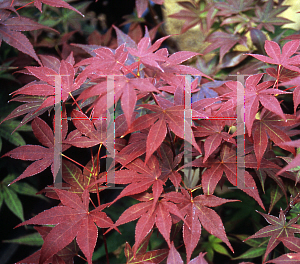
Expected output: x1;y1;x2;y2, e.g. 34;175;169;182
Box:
252;0;292;33
16;189;114;264
16;226;79;264
244;73;291;136
248;40;300;73
251;109;296;169
193;119;236;163
187;143;265;209
124;230;168;264
126;90;206;164
2;116;69;184
164;188;237;260
245;209;300;262
108;190;186;255
168;1;216;34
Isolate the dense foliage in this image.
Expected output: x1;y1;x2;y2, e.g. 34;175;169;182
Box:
0;0;300;263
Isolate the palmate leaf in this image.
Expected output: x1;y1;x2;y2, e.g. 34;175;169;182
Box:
203;31;248;63
251;109;296;169
16;226;79;264
109;156;167;207
125;230;168;264
193;119;236;163
127;35;170;72
252;0;292;33
107;191;186;256
126;90;205;164
244;209;300;262
11;54;80;114
168;1;216;34
15;189;114;264
189;144;265;210
42;159;107;199
248;40;300;73
244;73;291;136
277;139;300;177
2;116;70;184
0;4;60;64
266;238;300;263
164;188;237;261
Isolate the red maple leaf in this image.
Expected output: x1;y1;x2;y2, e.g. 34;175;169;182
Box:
16;226;79;264
164;188;237;262
2;116;69;184
145;52;212;88
75;44;128;83
124;230;168;264
193;119;236;163
33;0;83;16
188;143;265;210
244;73;291;136
42;159;108;199
63;110;118;154
127;35;170;72
10;54;81;115
244;209;300;263
203;31;248;62
111;156;168;207
248;40;300;73
108;190;186;255
0;8;57;64
250;109;296;169
168;1;216;34
125;90;205;164
15;189;115;264
83;76;158;127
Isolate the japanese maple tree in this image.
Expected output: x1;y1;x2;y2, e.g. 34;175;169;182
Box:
1;0;300;264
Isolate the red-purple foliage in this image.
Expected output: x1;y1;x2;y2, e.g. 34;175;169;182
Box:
1;0;300;263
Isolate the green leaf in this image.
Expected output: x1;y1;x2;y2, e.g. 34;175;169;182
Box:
212;243;232;258
2;174;17;185
234;234;268;247
0;128;25;147
232;246;266;260
3;232;44;246
10;182;47;200
3;186;24;221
